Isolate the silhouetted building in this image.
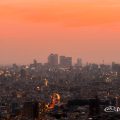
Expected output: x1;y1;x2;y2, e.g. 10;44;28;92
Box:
60;56;72;67
22;101;39;119
89;96;100;116
76;58;82;67
11;102;20;116
33;59;37;67
20;68;27;79
112;62;120;72
48;54;58;66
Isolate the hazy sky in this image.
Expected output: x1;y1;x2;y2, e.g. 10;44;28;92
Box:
0;0;120;64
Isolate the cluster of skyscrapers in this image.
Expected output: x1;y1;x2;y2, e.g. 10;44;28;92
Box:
48;53;82;67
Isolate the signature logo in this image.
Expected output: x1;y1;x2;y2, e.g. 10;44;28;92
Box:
104;106;120;112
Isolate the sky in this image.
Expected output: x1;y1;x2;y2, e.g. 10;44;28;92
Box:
0;0;120;65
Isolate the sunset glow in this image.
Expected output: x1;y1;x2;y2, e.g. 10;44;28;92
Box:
0;0;120;64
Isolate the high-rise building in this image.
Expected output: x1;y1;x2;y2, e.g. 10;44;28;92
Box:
112;62;120;72
66;57;72;66
60;56;66;66
48;54;58;66
60;56;72;67
76;58;82;67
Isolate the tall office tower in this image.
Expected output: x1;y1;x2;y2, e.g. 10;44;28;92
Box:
60;56;72;67
48;54;58;66
60;56;66;66
76;58;82;67
66;57;72;66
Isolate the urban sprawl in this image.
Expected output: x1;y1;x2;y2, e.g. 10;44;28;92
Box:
0;54;120;120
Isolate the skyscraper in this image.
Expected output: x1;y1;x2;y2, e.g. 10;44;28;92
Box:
48;54;58;66
66;57;72;66
76;58;82;67
60;56;72;67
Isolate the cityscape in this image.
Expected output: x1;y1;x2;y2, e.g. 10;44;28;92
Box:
1;0;120;120
0;54;120;119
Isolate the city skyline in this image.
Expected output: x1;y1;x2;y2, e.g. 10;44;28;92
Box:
0;0;120;64
0;53;119;66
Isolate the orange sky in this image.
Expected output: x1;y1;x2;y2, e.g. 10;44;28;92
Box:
0;0;120;64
